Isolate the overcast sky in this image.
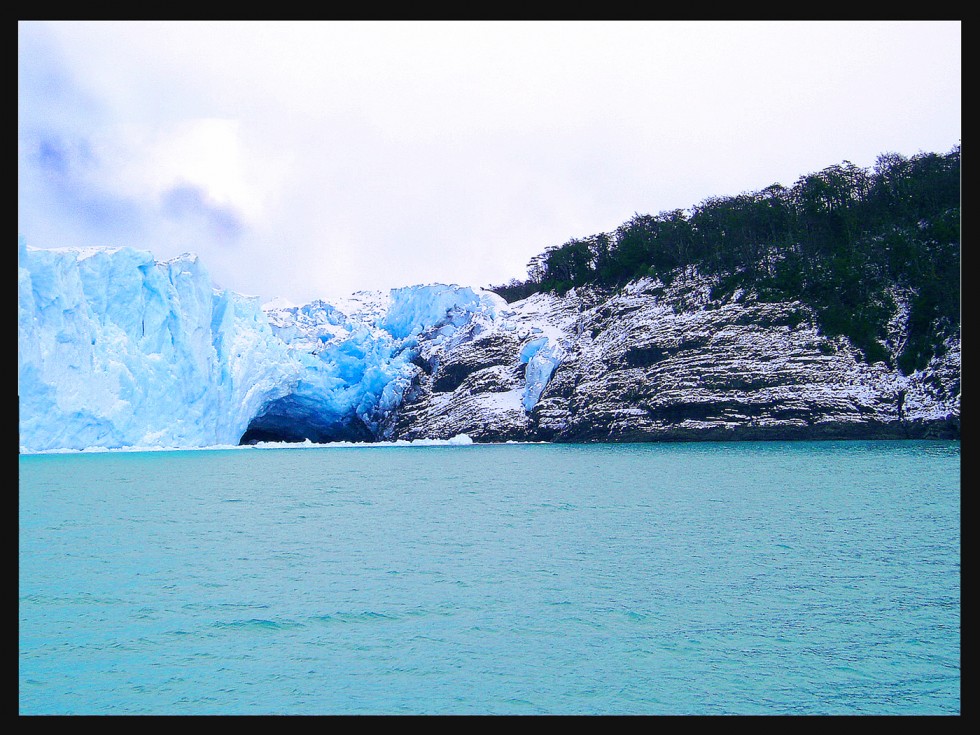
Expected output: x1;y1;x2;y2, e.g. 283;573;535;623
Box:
18;21;961;305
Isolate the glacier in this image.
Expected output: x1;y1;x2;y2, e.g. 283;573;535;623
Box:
246;284;504;444
18;238;960;452
18;239;511;452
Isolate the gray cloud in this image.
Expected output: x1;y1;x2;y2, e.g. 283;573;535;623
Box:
161;184;245;245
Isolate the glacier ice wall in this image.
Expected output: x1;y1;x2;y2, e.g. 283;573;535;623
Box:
18;240;516;452
18;238;298;451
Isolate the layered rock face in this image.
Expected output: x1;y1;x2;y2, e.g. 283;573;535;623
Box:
393;273;960;442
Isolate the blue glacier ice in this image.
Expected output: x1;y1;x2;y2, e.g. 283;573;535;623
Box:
17;238;511;452
521;339;562;413
18;238;295;451
249;284;504;444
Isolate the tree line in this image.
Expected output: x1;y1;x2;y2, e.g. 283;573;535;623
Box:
490;146;960;374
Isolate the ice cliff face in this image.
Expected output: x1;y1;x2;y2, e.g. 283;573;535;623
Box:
17;241;504;451
248;284;503;443
18;241;960;452
18;239;294;451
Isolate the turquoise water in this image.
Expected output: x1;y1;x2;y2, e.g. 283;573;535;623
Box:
19;440;960;715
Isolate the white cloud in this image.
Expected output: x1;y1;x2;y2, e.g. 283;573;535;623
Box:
18;20;961;304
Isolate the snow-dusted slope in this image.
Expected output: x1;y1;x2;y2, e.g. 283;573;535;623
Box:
18;241;960;452
530;276;960;441
394;272;960;442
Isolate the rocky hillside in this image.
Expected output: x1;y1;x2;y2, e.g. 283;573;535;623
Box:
392;270;960;443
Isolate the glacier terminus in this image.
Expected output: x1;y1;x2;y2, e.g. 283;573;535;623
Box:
18;238;959;453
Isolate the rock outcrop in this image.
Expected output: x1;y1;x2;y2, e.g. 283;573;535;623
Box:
392;272;960;442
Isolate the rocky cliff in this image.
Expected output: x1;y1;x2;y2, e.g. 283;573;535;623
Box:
392;271;960;443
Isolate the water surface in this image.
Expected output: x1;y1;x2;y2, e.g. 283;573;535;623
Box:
19;440;961;714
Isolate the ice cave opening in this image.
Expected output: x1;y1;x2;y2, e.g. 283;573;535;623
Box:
238;394;375;445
